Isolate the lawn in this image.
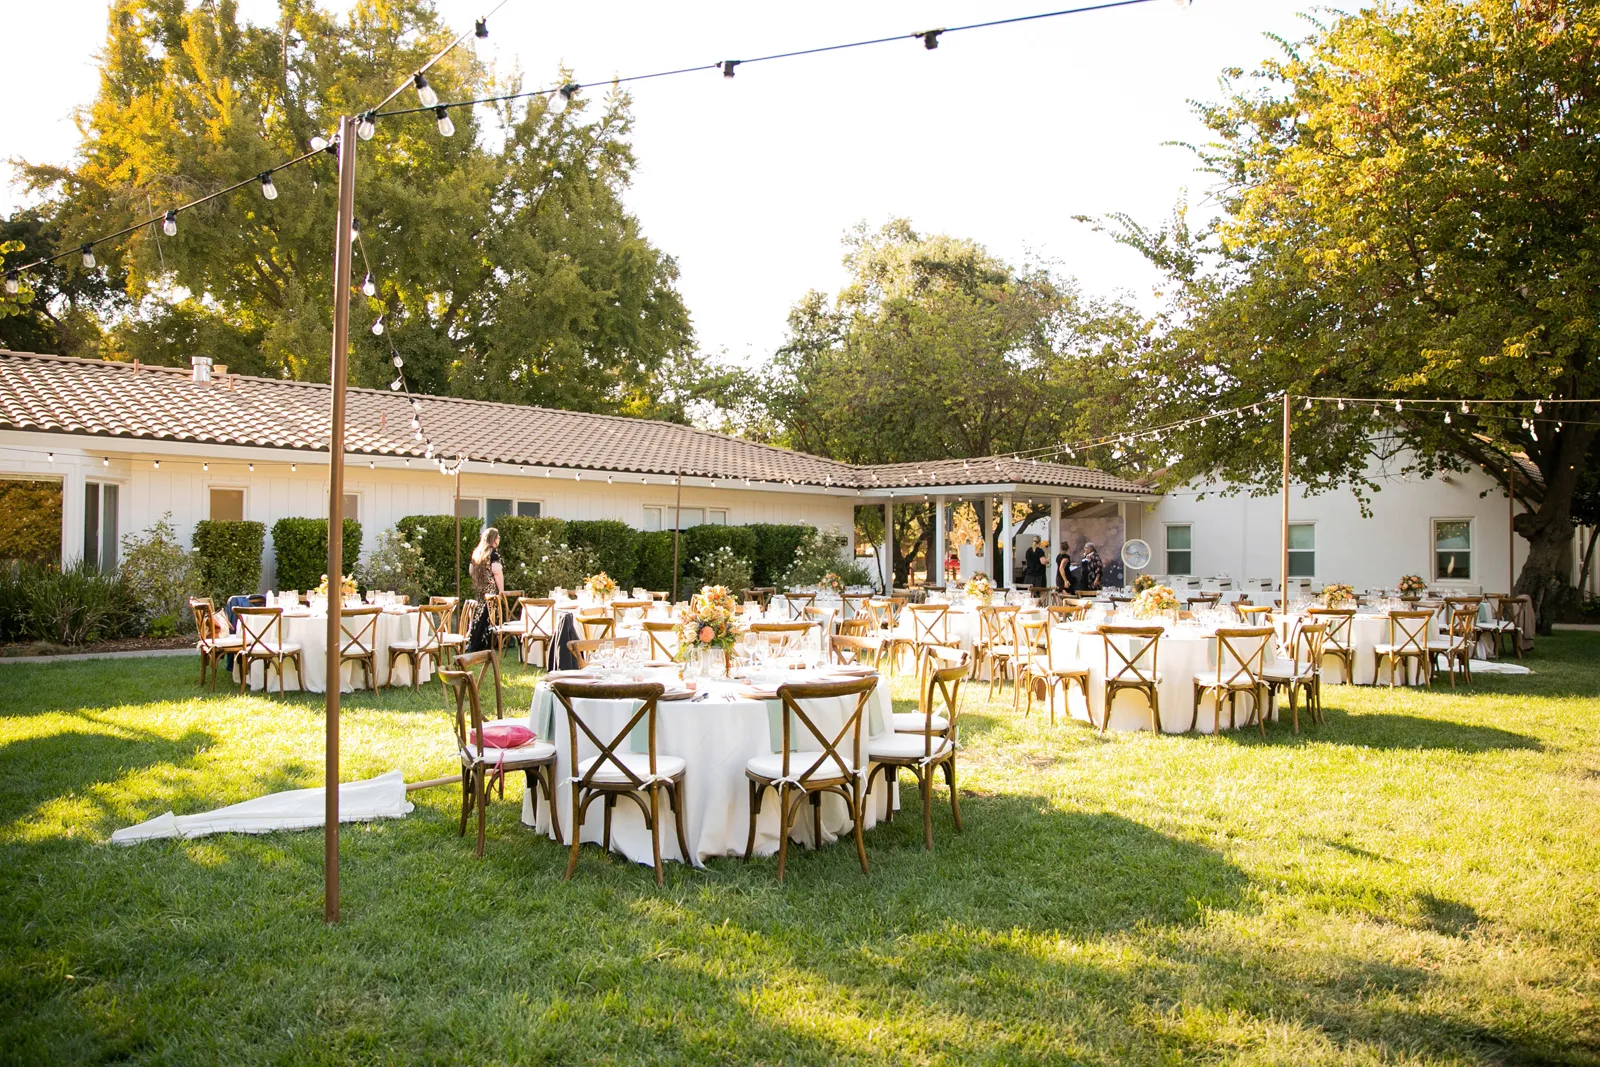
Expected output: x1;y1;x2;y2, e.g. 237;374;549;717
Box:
2;637;1598;1066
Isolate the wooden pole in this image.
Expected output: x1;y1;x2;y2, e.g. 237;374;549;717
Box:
324;113;358;926
1280;392;1292;609
454;465;462;599
670;475;683;602
1508;467;1515;592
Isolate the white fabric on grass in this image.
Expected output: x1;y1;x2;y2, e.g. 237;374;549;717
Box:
111;770;413;844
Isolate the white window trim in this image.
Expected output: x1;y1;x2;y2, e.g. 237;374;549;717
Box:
485;497;544;520
1432;517;1474;582
1163;522;1192;576
1286;521;1316;579
208;485;249;522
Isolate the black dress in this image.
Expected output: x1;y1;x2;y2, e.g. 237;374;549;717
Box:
1022;547;1046;587
466;548;501;653
1055;552;1075;593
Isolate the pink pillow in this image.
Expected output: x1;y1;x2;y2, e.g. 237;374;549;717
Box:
473;724;536;750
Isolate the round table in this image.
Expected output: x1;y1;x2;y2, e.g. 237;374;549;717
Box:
234;607;435;692
521;670;898;867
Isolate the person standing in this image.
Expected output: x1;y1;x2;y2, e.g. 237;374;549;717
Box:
1078;541;1104;593
1022;537;1047;588
466;526;504;653
1056;543;1076;593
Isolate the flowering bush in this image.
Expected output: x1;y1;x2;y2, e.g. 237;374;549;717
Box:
964;574;996;605
358;529;434;605
119;514;202;634
1132;584;1180;619
688;546;753;596
675;585;740;657
1320;583;1356;606
584;572;619;601
1132;574;1156;594
1397;574;1427;597
508;538;598;597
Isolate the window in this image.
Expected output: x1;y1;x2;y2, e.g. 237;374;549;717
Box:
1165;524;1192;575
456;498;481;520
487;498;542;521
343;493;360;523
1434;519;1472;580
1287;523;1315;577
209;487;245;522
83;482;119;572
642;506;728;531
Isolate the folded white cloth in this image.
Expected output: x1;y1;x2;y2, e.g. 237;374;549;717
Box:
111;770;413;844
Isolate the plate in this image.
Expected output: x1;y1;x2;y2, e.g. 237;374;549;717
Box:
658;687;696;701
545;670;596;681
737;688;779;700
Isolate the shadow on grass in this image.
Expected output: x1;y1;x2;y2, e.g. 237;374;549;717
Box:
0;724;216;825
1311;708;1541;752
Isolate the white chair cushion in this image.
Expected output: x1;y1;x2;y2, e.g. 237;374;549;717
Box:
438;633;466;646
464;738;557;765
1260;664;1315;682
746;752;854;782
867;734;953;761
244;642;300;655
389;640;434;651
890;711;950;733
1192;672;1260;687
200;635;243;650
576;752;686;784
1373;644;1423;656
1109;671;1162;684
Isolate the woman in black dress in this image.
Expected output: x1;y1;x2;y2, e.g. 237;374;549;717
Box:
465;526;504;653
1022;537;1047;588
1056;544;1076;594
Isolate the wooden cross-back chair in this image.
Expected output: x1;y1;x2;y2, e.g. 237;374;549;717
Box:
973;605;1022;698
1021;617;1092;725
745;587;776;610
235;606;304;696
867;647;967;851
566;636;633;668
1010;618;1048;715
1432;605;1478;688
1109;594;1135;607
442;650;558;857
388;603;449;690
743;677;875;882
611;599;652;630
428;596;465;667
1048;602;1088;624
888;603;953;675
841;593;874;621
189;596;240;690
1097;624;1163;734
1234;604;1274;627
1262;621;1326;732
338;606;382;691
1490;595;1525;659
515;598;557;666
802;605;834;638
1192;626;1275;735
640;619;678;662
1187;593;1222;611
749;621;812;660
784;591;818;620
829;633;885;671
1306;607;1356;682
552;680;689;884
1375;610;1434;688
577;610;615;641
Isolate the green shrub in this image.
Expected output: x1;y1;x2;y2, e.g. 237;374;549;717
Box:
494;516;567;582
192;520;265;601
396;515;481;598
634;531;676;595
684;545;753;597
783;526;858;589
13;560;139;645
564;520;639;588
0;561;28;641
506;538;600;597
272;517;362;593
745;523;812;588
119;514;203;634
680;525;758;577
357;530;435;604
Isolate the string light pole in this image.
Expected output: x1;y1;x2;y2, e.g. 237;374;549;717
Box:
1281;393;1292;610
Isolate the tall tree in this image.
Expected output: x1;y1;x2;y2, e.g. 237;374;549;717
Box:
12;0;700;417
1087;0;1599;629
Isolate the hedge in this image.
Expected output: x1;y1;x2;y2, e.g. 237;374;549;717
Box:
494;516;568;580
634;531;676;594
744;523;811;588
397;514;480;598
271;517;362;593
192;520;265;601
564;520;639;589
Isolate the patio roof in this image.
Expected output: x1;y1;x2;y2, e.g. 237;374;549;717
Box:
0;350;1153;498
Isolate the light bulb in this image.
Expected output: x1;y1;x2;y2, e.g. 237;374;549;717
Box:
162;210;177;237
47;452;54;462
434;107;454;137
248;463;254;472
390;379;402;391
357;112;376;140
1303;397;1311;410
548;85;570;115
4;274;17;295
1444;411;1452;424
350;218;360;242
1395;400;1403;412
414;74;438;108
1337;400;1345;411
310;135;328;151
260;173;278;200
372;316;384;336
291;463;297;472
363;274;376;297
474;18;488;37
202;462;209;471
1534;400;1543;413
153;460;160;469
1460;401;1469;414
410;417;419;430
81;245;96;268
102;457;108;467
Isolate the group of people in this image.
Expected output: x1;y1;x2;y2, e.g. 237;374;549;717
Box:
942;538;1104;593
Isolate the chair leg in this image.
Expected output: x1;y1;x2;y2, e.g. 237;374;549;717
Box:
921;769;934;851
565;786;585;880
851;782;870;875
649;785;664;886
944;758;963;831
743;780;763;861
671;781;691;865
458;768;472;837
810;792;823;852
602;795;614;853
776;785;792;883
475;766;488;857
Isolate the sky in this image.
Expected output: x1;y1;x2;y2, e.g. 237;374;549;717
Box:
0;0;1309;365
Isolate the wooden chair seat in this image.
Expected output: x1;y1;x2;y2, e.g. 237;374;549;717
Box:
578;752;687;784
866;734;953;761
890;711;949;733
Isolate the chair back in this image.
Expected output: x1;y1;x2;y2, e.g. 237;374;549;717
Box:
235;607;284;655
339;606;381;656
454;647;503;718
428;596;460;634
1444;605;1478;651
1235;604;1274;625
772;677;875;786
1206;626;1274;689
841;594;873;620
908;603;949;645
567;636;632;668
484;594;507;630
976;605;1019;648
1282;621;1327;676
189;597;221;642
552;681;666;789
745;587;775;610
1307;607;1355;648
785;591;817;620
829;634;880;666
1039;618;1087;672
912;648;968;756
1109;594;1134;606
520;598;557;639
1048;602;1088;623
750;621;811;655
1493;594;1521;626
868;598;901;631
641;620;678;661
838;616;876;638
438;662;486;757
611;599;651;629
1386;610;1433;654
1097;624;1162;686
413;604;449;654
578;611;615;640
802;605;834;634
1017;618;1046;669
1187;593;1221;610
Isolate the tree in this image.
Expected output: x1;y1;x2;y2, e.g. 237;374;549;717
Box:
1087;0;1599;630
17;0;701;417
0;212;125;355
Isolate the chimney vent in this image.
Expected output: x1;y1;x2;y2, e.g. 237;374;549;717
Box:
191;356;213;383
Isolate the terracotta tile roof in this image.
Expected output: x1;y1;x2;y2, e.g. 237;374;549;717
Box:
0;350;1151;495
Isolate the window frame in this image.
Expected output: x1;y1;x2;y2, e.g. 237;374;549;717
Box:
1432;518;1473;581
1286;521;1316;578
84;480;120;572
1164;523;1192;576
486;498;543;522
208;485;248;523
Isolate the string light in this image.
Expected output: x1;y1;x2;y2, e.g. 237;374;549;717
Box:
162;210;178;237
259;173;278;200
357;111;377;140
434;107;455;137
363;274;377;297
372;315;385;336
4;273;17;295
153;460;159;469
202;462;209;471
81;245;95;268
413;74;439;108
101;457;108;466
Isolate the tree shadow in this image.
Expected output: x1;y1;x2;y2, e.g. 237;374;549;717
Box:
1307;708;1542;752
0;723;218;828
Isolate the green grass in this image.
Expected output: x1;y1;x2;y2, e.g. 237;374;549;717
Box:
2;639;1598;1066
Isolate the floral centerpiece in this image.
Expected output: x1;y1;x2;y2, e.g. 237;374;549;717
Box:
675;585;741;676
1132;574;1156;594
583;571;619;603
315;573;357;599
1397;574;1427;597
964;574;996;605
818;572;844;595
1320;582;1356;607
1131;583;1180;620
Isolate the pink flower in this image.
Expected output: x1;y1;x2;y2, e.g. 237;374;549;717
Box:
698;625;715;644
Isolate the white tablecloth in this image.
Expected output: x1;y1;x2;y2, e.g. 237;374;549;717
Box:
234;608;434;692
521;672;898;867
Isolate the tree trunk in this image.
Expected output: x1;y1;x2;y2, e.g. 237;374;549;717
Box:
1513;427;1596;633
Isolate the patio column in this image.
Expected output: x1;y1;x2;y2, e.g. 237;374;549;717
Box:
883;498;893;593
1049;495;1062;589
60;461;86;568
934;494;947;587
1001;492;1014;589
982;497;994;579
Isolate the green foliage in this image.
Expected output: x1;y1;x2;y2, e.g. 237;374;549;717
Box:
396;515;480;598
492;516;567;582
782;526;852;589
0;479;63;565
683;546;753;597
563;521;639;589
118;515;202;635
191;520;264;603
743;523;811;588
507;539;600;598
679;525;758;575
3;559;139;645
633;531;677;595
19;0;707;417
271;518;361;593
356;530;435;606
